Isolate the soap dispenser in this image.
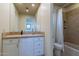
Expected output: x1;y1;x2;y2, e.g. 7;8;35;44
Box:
21;30;23;35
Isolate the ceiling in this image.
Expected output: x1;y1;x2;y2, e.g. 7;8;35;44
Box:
14;3;40;15
54;3;74;8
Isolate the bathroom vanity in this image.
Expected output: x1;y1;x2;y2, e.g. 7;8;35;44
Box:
1;32;45;56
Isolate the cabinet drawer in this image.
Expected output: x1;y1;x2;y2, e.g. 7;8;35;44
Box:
34;43;43;49
34;49;44;56
33;37;44;42
3;39;18;45
34;41;44;49
3;44;19;56
3;53;10;56
33;38;40;42
34;39;43;46
3;44;18;49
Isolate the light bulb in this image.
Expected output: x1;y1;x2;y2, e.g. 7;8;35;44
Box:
26;8;29;12
32;4;35;7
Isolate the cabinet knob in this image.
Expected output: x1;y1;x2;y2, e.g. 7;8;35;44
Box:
38;44;40;46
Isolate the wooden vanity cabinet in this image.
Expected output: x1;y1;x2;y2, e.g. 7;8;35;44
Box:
2;36;44;56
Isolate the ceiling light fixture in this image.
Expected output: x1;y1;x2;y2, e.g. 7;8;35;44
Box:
26;8;29;12
32;4;35;7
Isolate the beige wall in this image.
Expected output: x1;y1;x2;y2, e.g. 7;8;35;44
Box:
0;3;19;55
36;3;53;56
64;4;79;45
0;3;10;55
9;3;19;32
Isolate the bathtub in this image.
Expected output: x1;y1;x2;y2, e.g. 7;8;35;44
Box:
63;42;79;56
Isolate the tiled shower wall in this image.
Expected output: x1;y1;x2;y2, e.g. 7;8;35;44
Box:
64;5;79;45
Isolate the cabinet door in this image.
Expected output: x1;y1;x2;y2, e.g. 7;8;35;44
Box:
3;39;19;56
19;38;34;56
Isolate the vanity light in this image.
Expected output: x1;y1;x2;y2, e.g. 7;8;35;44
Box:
26;8;29;12
32;4;35;7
